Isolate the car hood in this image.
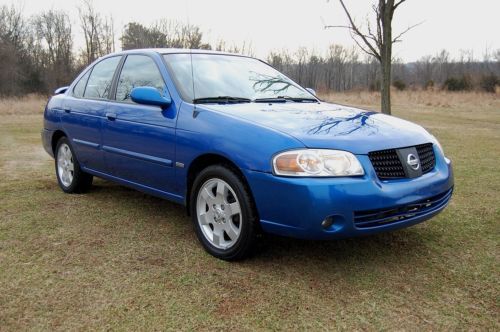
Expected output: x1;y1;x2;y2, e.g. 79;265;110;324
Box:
202;102;434;154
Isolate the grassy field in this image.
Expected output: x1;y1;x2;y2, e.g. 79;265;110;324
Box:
0;91;499;330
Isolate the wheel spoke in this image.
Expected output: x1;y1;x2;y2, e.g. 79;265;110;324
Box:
62;171;68;185
228;202;241;216
224;222;239;241
198;211;212;225
215;181;226;199
63;146;69;159
67;163;74;171
212;229;221;247
200;187;215;203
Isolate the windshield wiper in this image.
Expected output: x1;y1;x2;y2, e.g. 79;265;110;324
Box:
253;96;318;103
193;96;252;104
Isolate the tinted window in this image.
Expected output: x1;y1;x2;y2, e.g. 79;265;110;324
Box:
116;55;165;102
84;56;121;99
73;70;90;98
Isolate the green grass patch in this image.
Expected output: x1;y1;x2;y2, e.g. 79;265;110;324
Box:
0;93;499;330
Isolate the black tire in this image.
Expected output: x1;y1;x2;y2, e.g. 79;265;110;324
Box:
190;165;258;260
55;136;93;194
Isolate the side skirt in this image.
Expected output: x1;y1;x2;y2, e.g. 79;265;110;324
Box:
82;167;185;205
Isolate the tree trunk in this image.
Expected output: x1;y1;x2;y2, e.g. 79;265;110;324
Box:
380;0;393;115
380;57;391;115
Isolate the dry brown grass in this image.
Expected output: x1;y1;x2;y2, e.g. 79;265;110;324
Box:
0;91;499;330
0;94;47;115
320;89;500;111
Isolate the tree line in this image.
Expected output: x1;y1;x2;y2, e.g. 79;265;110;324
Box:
269;47;500;93
0;2;498;97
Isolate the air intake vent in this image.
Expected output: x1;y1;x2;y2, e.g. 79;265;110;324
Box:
415;143;435;174
368;143;436;179
368;148;406;179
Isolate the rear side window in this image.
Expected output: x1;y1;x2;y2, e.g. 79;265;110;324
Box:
73;70;90;98
84;56;121;99
116;55;165;102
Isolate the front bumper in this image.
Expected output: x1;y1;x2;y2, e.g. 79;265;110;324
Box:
243;149;454;240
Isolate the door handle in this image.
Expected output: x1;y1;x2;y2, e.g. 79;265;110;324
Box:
63;108;71;113
106;113;117;120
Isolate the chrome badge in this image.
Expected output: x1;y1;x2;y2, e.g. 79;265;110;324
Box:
407;153;420;170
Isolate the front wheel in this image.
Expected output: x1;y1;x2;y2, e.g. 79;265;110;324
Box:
55;137;93;193
190;165;258;260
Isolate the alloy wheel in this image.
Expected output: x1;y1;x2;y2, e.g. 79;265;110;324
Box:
57;143;74;187
196;178;242;249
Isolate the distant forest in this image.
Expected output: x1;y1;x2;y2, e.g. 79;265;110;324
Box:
1;3;499;97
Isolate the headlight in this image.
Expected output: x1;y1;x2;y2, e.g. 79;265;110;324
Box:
273;149;364;177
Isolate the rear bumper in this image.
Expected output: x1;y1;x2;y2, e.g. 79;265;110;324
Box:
243;150;454;240
41;128;54;158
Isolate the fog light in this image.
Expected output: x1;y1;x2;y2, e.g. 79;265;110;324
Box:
321;217;334;229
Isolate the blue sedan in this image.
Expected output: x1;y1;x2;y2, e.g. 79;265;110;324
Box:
42;49;454;260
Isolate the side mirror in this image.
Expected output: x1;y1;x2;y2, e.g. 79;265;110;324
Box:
54;86;69;95
130;87;171;108
306;88;317;96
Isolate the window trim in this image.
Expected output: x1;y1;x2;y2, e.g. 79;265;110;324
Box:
70;55;123;101
71;68;91;98
110;53;169;105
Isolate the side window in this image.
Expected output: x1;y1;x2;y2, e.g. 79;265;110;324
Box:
116;55;165;102
84;56;121;99
73;70;90;98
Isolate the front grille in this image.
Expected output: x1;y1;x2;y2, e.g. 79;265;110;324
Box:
415;143;435;174
368;148;405;179
368;143;436;179
353;188;453;229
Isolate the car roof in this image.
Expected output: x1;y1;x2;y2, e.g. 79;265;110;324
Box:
108;48;251;58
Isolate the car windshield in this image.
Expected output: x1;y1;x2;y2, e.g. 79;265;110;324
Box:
163;53;315;103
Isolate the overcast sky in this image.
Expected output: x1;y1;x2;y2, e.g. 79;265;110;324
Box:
3;0;499;62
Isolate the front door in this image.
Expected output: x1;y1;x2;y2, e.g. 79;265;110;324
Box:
101;54;178;196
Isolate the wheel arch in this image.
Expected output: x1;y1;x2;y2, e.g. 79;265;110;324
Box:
185;153;257;218
51;130;67;155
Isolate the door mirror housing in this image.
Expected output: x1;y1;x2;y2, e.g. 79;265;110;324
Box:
130;87;171;108
54;86;69;95
306;88;317;96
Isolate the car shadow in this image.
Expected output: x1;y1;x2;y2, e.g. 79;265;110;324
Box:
87;179;439;270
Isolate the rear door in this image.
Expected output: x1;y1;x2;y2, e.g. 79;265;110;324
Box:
101;54;178;195
61;56;122;172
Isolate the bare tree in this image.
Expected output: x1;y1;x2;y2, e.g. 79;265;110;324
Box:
494;49;500;63
327;0;417;114
412;55;434;88
295;47;309;85
122;19;212;50
0;4;33;95
156;19;211;49
215;40;256;55
101;16;115;54
78;0;114;65
78;0;100;64
32;10;74;90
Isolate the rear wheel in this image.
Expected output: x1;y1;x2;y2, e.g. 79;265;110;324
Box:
55;137;93;193
190;165;257;260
